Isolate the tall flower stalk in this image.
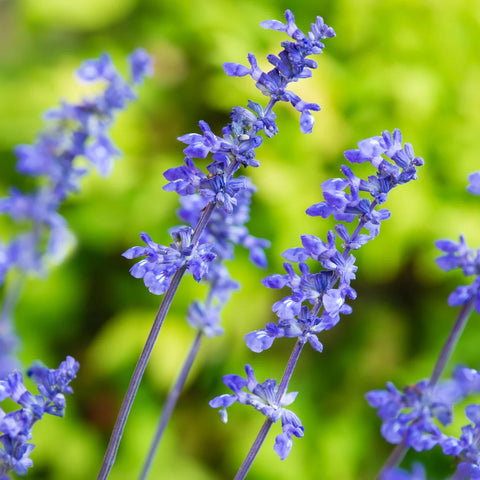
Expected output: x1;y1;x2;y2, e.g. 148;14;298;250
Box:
210;128;424;478
0;49;153;377
139;184;268;479
0;49;152;477
98;10;336;479
368;174;480;479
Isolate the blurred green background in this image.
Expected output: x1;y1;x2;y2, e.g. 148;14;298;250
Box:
1;0;480;478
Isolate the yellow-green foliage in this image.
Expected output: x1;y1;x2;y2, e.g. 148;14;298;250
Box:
1;1;480;478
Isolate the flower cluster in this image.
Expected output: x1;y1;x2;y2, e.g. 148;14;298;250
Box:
209;128;423;464
209;364;304;460
177;179;270;269
367;342;480;477
436;235;480;310
163;8;336;214
1;49;153;281
122;227;217;295
308;129;423;227
125;11;333;301
382;463;427;480
468;172;480;195
0;49;152;383
370;388;480;479
0;357;79;478
367;165;480;478
225;10;335;133
366;367;480;453
245;129;423;355
126;11;335;298
179;180;270;336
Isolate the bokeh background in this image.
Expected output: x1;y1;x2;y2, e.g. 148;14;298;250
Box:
1;0;480;478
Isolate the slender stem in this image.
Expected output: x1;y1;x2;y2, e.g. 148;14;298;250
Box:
233;418;274;480
276;339;305;402
140;263;226;479
377;442;409;480
97;265;187;480
263;98;277;118
0;273;25;375
97;200;218;480
0;273;24;327
428;298;475;388
139;331;203;480
191;202;216;244
377;297;476;478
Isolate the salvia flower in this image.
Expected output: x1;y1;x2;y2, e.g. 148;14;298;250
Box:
436;235;479;276
0;356;79;477
177;120;230;160
224;10;335;134
178;182;268;337
467;172;480;196
123;227;216;295
172;178;268;340
163;157;204;196
245;130;421;354
0;327;18;381
365;377;469;452
27;356;80;416
245;305;331;353
211;128;422;469
209;364;304;459
199;173;248;214
164;157;250;214
0;50;151;382
0;49;153;284
250;262;353;353
308;129;424;231
382;463;428;480
186;262;240;338
176;179;270;269
128;48;154;85
166;10;336;230
435;235;480;310
440;404;480;479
